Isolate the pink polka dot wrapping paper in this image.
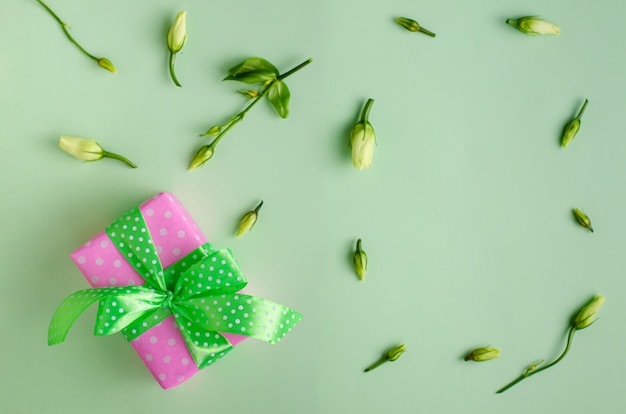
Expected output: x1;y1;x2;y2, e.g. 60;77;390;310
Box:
69;192;248;389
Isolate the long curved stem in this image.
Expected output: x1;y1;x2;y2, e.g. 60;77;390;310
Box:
496;325;577;394
36;0;99;61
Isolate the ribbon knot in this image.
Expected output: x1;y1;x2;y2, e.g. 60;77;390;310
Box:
48;205;302;370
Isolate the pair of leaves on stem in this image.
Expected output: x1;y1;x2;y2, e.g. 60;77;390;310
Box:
225;58;291;118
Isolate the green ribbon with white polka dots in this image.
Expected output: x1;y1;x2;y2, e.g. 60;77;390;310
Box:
48;207;302;369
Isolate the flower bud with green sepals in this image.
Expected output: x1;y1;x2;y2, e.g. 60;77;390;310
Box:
573;295;605;330
506;16;560;35
350;99;376;170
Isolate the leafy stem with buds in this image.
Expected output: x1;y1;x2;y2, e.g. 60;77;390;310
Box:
189;57;312;170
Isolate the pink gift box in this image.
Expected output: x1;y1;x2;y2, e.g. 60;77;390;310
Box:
70;192;248;389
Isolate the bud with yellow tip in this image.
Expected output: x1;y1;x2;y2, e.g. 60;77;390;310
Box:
236;201;263;237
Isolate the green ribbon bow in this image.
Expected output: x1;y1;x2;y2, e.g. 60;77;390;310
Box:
48;206;302;369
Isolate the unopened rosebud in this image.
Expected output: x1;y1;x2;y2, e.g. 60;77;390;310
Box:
167;11;187;53
353;239;367;281
350;99;376;170
464;347;500;362
395;17;436;37
561;99;589;148
506;16;560;36
364;343;406;372
236;201;263;237
97;57;116;73
573;295;605;330
572;208;593;233
59;136;136;168
238;88;260;99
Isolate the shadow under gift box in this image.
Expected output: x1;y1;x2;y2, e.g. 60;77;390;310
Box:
64;192;290;389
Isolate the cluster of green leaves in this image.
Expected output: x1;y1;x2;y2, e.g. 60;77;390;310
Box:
224;57;292;118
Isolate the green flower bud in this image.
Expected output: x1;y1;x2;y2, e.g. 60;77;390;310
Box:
188;144;215;170
350;99;376;170
561;99;589;149
364;343;406;372
573;295;605;330
464;347;500;362
237;201;263;237
395;17;436;37
167;11;187;53
386;343;406;361
506;16;560;36
353;239;367;281
97;57;116;73
572;208;593;233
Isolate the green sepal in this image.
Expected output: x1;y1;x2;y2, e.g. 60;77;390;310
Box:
267;80;291;118
224;58;279;84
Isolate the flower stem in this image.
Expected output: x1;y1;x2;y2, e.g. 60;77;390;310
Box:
496;325;577;394
576;99;589;119
102;151;137;168
364;358;387;372
418;27;436;37
169;51;181;87
360;99;375;123
36;0;99;61
277;58;313;80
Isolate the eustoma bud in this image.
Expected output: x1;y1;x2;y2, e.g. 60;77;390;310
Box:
350;99;376;170
395;17;436;37
364;343;406;372
464;347;500;362
572;208;593;233
167;11;187;53
573;295;605;330
561;99;589;149
167;11;187;86
237;201;263;237
353;239;367;281
59;136;136;168
506;16;560;36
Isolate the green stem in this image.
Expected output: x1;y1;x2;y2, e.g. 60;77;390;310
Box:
169;51;181;87
364;358;387;372
254;201;264;213
277;58;313;80
506;19;518;26
36;0;99;61
102;151;137;168
576;99;589;119
418;27;436;37
360;99;375;122
496;325;577;394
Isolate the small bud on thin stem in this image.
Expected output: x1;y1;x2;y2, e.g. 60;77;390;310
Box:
36;0;115;72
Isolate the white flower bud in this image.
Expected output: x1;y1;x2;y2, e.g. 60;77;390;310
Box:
350;99;376;170
59;136;104;161
506;16;560;36
167;11;187;53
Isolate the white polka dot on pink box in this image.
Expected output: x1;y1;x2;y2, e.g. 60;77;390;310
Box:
69;192;249;389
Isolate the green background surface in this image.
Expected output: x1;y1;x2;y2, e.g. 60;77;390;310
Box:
2;0;625;412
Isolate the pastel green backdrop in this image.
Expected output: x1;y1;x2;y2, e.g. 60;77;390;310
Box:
2;0;624;413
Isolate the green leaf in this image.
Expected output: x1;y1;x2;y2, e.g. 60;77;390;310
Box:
224;58;279;84
267;80;291;118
